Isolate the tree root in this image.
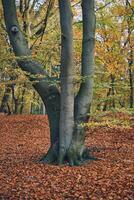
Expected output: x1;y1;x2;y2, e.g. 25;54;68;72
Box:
40;144;98;166
39;142;58;164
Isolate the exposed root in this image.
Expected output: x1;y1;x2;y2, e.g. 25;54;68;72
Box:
67;146;98;166
40;143;98;166
40;142;58;164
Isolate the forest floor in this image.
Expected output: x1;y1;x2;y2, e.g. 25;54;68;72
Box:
0;113;133;200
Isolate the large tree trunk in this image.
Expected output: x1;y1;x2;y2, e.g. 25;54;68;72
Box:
2;0;96;166
58;0;74;164
43;0;96;166
2;0;60;160
67;0;96;166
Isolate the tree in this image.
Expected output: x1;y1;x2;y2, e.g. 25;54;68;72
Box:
94;0;134;111
2;0;96;166
125;0;134;108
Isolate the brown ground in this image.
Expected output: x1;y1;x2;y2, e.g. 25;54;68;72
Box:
0;114;133;200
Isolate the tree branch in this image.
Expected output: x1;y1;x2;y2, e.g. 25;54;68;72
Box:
2;0;60;144
75;0;96;122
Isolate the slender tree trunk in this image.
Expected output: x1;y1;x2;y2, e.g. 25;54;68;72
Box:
111;75;115;109
119;99;125;108
103;75;115;111
103;87;111;111
128;49;133;108
126;0;134;108
7;102;11;115
0;86;11;114
11;84;19;114
20;86;26;114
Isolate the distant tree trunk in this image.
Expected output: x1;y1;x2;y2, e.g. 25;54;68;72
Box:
0;86;11;114
128;58;134;108
103;87;111;111
30;91;35;114
11;84;18;114
128;48;133;108
119;99;125;108
126;0;134;108
7;102;11;115
111;75;115;109
103;75;115;111
19;86;26;114
96;102;102;111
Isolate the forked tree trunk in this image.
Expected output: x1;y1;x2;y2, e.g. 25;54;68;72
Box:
45;0;96;165
2;0;96;166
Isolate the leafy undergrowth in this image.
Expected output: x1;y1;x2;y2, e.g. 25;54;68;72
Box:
87;110;133;129
0;114;133;200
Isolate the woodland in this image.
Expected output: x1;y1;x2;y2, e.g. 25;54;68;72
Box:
0;0;134;199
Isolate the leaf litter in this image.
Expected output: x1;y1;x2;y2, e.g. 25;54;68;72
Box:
0;114;133;200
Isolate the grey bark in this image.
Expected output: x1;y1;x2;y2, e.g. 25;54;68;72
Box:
58;0;74;164
2;0;96;165
75;0;95;122
67;0;96;165
2;0;60;150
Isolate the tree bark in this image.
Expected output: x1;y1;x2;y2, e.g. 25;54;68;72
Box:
0;86;11;114
19;85;26;114
103;75;115;111
2;0;60;159
11;84;18;114
2;0;96;166
128;47;133;108
126;0;134;108
103;87;111;111
111;75;115;109
67;0;96;165
128;61;133;108
58;0;74;164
